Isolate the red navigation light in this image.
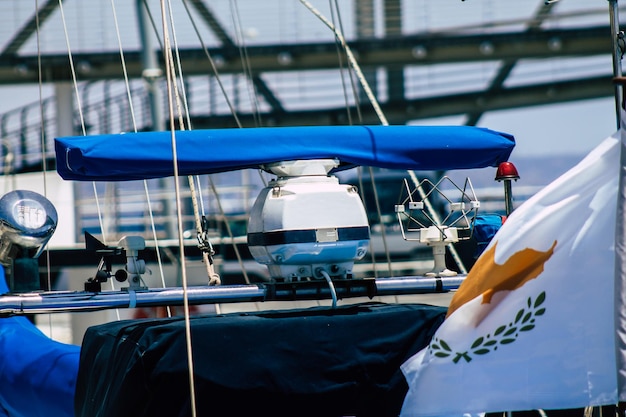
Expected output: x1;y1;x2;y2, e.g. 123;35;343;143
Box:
495;161;520;182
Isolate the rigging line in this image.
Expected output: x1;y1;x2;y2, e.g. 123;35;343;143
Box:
142;0;164;50
158;2;198;416
56;0;86;136
110;0;169;314
179;0;243;128
180;0;274;179
91;184;107;245
331;0;366;124
102;187;121;320
226;0;270;275
161;3;208;287
178;0;261;280
302;0;466;276
34;0;48;195
145;0;212;290
329;0;353;126
328;0;382;278
110;0;138;130
366;168;393;276
334;7;394;282
164;0;188;131
189;178;223;286
35;0;55;338
146;0;245;288
206;176;251;284
57;0;109;246
195;176;206;215
299;0;387;124
164;0;221;288
326;0;391;277
172;0;265;193
230;0;262;127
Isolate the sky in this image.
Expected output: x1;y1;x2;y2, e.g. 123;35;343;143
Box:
481;97;619;158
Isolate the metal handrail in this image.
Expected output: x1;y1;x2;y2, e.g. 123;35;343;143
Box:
0;275;463;315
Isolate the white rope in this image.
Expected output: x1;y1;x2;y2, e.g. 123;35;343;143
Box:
158;1;197;415
34;0;57;340
110;0;170;314
57;0;111;250
60;0;131;294
178;0;260;284
162;0;221;287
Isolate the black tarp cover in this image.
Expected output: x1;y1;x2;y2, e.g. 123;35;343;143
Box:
75;302;446;417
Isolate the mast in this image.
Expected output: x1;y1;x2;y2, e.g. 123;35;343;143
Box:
611;0;624;129
610;0;626;413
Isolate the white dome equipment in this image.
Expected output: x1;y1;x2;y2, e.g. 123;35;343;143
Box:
247;159;370;283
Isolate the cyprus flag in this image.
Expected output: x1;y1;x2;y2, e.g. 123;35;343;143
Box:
401;132;620;416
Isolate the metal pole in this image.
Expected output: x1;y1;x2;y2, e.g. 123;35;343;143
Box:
609;1;626;415
503;181;514;216
0;276;464;315
610;0;623;128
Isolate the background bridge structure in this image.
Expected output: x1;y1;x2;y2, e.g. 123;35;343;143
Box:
0;0;619;274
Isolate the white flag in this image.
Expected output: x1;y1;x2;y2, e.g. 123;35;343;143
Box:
400;132;620;416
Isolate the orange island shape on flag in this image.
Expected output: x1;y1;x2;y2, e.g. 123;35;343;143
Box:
447;240;557;323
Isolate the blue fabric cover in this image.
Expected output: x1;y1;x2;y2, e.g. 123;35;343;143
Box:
55;125;514;181
0;270;79;417
472;213;505;258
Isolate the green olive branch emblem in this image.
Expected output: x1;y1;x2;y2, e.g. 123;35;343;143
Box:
429;291;546;363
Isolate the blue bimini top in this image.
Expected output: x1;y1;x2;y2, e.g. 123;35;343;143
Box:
55;125;514;181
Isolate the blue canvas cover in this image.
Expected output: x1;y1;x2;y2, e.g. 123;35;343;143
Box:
55;125;514;181
0;268;79;417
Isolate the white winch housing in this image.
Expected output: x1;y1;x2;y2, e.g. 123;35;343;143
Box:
247;159;370;281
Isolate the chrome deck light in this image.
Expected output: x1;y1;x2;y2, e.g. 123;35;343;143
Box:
0;190;57;292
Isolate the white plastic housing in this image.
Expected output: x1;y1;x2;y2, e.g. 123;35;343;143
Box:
247;173;369;281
